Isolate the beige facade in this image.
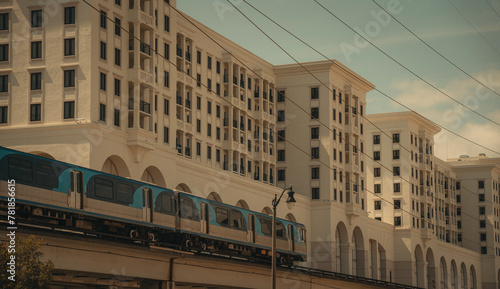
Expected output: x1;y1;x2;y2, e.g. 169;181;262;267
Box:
0;1;497;288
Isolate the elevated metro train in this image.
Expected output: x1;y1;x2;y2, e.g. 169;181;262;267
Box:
0;146;306;264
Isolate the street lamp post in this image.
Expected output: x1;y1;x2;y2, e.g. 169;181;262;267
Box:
271;185;296;289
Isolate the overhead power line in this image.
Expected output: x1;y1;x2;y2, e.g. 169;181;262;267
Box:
313;0;500;129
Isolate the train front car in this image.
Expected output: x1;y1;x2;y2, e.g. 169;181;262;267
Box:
0;147;74;223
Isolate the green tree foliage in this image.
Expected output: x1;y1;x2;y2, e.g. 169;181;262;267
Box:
0;235;54;289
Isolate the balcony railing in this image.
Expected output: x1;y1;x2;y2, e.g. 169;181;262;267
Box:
254;91;259;98
185;51;191;62
263;173;268;182
129;39;151;56
176;95;182;105
254;173;259;180
240;166;245;174
140;100;150;113
184;147;191;157
233;120;238;129
176;47;182;58
263;132;268;141
223;74;229;83
185;99;191;109
223;162;229;171
233;76;237;85
223;118;229;127
233;163;238;172
263;91;267;100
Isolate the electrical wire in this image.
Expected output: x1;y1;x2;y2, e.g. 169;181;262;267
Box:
313;0;500;129
80;0;499;253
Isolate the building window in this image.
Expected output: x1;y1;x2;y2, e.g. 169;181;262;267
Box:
481;247;487;254
374;151;380;161
30;72;42;90
207;123;212;137
311;87;319;99
277;90;285;102
0;106;7;124
116;0;122;6
480;233;487;242
374;167;381;177
374;201;381;210
31;10;42;28
216;105;221;118
394;216;402;226
0;75;8;92
0;13;9;31
31;41;42;59
100;10;107;28
99;103;106;122
0;44;8;62
457;221;461;229
277;150;285;161
216;149;221;162
456;195;461;203
479;194;485;202
164;15;170;31
277;130;285;142
164;99;169;115
196;96;201;110
277;169;285;181
216;127;220;140
61;101;75;120
479;207;486;215
164;71;169;87
479;180;485;189
311;127;319;139
479;220;485;228
207;79;212;91
64;7;76;25
30;104;41;122
196;119;201;133
164;43;170;59
114;108;120;126
393;150;400;160
163;127;169;143
207;101;212;114
393;133;400;143
100;72;106;90
311;167;319;179
393;166;400;176
100;41;106;59
64;38;75;56
216;61;221;74
114;48;121;66
373;134;380;144
374;184;381;194
196;51;201;64
311;107;319;119
312;187;320;200
114;17;121;35
311;147;319;159
277;110;285;122
207;146;212;159
394;199;401;209
114;78;120;96
394;183;401;193
196;142;201;156
207;56;212;69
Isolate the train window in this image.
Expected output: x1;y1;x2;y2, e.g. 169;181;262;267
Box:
180;196;199;220
300;227;307;243
216;207;229;227
155;192;174;214
115;182;133;204
230;210;244;229
35;163;58;188
257;216;272;237
8;157;33;183
275;221;286;239
94;178;113;200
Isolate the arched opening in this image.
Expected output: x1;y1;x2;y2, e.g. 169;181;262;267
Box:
335;221;349;274
141;166;166;187
469;265;476;289
378;243;387;281
101;155;130;177
175;183;192;194
235;200;249;210
29;151;56;160
460;262;467;289
427;248;437;289
352;226;365;277
440;257;448;289
261;206;272;215
207;192;222;202
285;213;296;222
451;260;458;289
414;245;425;287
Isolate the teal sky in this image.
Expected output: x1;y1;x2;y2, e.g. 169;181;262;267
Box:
178;0;500;159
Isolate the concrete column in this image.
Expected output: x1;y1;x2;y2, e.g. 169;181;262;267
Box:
341;243;352;275
134;23;140;69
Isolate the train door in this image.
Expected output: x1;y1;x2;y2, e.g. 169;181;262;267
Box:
248;215;255;243
68;170;84;209
288;224;295;251
201;202;209;234
142;188;153;223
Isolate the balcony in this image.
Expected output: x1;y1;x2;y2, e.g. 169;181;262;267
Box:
233;76;237;85
185;51;191;62
128;99;150;114
223;118;229;127
263;173;268;182
240;80;244;88
240;123;245;131
185;99;191;109
176;47;182;58
270;175;274;184
269;134;274;143
223;162;229;171
176;95;182;105
254;173;259;181
233;120;238;129
269;91;274;103
223;74;229;83
263;91;267;100
254;91;259;98
240;166;245;174
254;131;259;139
129;39;151;56
233;163;238;172
185;147;191;157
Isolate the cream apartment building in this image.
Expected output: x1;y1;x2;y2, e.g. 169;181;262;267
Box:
0;0;494;288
